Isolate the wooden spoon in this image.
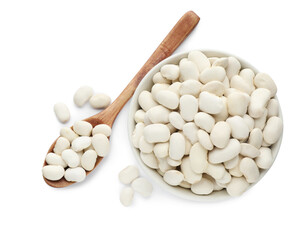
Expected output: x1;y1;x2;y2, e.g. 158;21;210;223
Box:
43;11;200;188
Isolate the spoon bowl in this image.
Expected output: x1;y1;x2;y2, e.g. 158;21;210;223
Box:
43;112;113;188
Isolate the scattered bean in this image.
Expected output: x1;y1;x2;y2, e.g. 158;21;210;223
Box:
74;86;94;107
54;102;70;123
120;187;134;207
131;177;153;197
119;165;139;184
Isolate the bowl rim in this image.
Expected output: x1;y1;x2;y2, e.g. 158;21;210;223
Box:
128;49;283;202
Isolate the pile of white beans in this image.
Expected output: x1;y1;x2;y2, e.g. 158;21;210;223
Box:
42;121;111;182
132;50;283;197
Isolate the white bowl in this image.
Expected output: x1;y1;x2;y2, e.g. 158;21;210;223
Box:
128;50;283;201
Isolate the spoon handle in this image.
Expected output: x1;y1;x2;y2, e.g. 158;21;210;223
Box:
96;11;200;126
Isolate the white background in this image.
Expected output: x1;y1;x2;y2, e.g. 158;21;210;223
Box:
0;0;305;239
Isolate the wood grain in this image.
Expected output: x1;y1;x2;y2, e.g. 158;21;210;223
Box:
44;11;200;188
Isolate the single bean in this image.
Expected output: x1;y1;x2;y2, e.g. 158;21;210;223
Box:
64;167;86;182
201;81;225;96
42;165;65;181
160;64;180;81
163;170;184;186
73;86;93;107
189;142;208;174
73;120;92;136
120;187;134;207
53;137;70;154
188;50;210;72
210;121;231;148
81;149;97;171
169;132;185;160
208;139;241;164
131;177;153;197
61;149;80;168
199;91;223;114
179;95;198;121
155;90;179;110
199;66;226;84
118;165;139;184
89;93;111;109
263;116;283;145
54;102;70;123
143;124;170;143
92;133;110;157
92;124;112;137
191;177;214;195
